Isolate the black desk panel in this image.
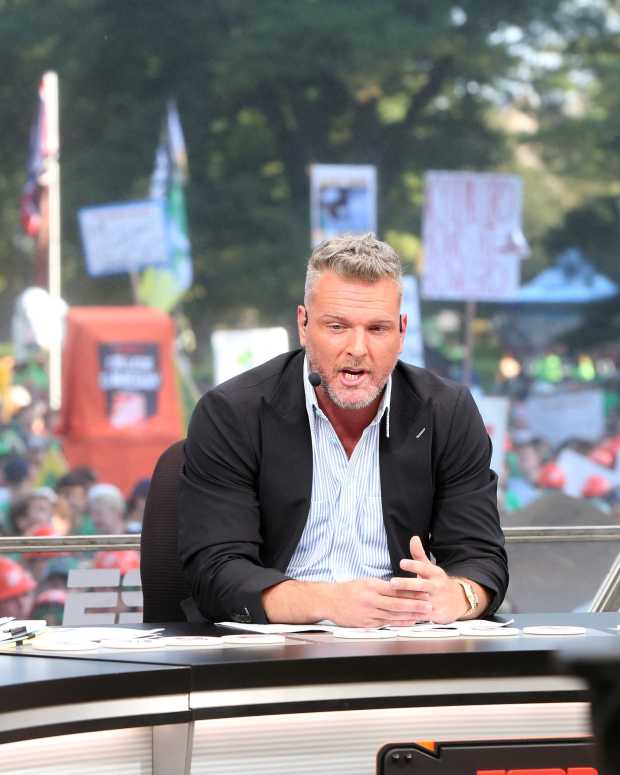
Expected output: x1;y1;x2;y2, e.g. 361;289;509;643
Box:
0;653;190;744
0;612;617;774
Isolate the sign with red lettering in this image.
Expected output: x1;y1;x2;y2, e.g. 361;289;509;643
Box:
422;172;527;301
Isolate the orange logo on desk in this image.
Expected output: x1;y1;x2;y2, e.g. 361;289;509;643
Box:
477;769;598;775
378;741;598;775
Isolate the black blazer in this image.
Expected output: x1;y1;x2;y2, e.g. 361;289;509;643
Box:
178;349;508;623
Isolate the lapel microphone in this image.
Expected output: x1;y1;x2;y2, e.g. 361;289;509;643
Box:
307;372;322;388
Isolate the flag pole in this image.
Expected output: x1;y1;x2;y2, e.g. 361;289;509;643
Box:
43;71;62;411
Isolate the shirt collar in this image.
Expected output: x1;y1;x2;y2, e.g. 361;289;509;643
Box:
303;355;392;437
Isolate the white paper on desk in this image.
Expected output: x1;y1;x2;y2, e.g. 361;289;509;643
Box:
47;627;164;642
216;619;515;636
384;619;514;633
216;622;338;634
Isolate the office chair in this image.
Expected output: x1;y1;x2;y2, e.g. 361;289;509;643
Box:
140;440;193;622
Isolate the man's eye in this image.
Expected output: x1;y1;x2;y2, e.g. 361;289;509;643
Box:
328;324;344;331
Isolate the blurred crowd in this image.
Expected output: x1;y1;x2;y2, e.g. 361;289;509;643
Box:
494;353;620;520
500;421;620;518
0;395;150;624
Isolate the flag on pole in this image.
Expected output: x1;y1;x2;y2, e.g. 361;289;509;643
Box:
138;100;193;311
20;78;52;287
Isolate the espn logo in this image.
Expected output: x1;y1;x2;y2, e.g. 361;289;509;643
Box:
64;567;143;625
478;769;598;775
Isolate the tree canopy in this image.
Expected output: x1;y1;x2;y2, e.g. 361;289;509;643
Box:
0;0;617;357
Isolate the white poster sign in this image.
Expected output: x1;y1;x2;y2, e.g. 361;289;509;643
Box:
212;328;289;386
400;275;425;368
524;389;605;448
473;395;509;477
12;287;67;360
422;172;526;301
310;164;377;246
79;200;168;276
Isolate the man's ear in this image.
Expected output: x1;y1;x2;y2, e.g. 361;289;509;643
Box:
399;312;408;351
297;305;308;345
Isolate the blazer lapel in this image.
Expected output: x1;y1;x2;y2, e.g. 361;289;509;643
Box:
380;365;435;570
258;352;313;569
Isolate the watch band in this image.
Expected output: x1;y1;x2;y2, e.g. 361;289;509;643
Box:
455;579;479;616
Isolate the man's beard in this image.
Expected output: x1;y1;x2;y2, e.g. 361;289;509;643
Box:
307;350;390;410
325;380;384;410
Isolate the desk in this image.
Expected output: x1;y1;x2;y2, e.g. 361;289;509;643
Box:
1;612;617;775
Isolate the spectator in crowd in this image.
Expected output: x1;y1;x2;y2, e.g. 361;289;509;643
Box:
0;556;35;619
37;556;77;592
3;457;33;502
8;490;54;536
56;471;95;535
31;588;66;625
88;483;127;535
71;466;98;490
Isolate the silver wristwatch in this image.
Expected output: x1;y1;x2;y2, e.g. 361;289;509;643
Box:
455;579;479;616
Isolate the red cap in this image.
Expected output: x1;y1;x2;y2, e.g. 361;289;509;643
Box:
23;524;67;559
94;550;140;576
33;588;67;608
589;447;615;469
0;557;36;602
536;462;566;490
582;474;611;498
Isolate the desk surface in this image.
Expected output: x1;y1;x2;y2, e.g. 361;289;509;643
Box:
1;612;619;742
6;612;617;683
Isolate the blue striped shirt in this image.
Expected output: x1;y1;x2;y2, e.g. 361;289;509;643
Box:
285;357;393;582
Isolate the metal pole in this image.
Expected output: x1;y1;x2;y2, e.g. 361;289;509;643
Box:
44;71;62;411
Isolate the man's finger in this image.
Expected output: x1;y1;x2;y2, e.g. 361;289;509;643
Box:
391;588;432;601
399;558;443;578
389;576;431;595
409;535;430;563
376;598;432;617
376;589;431;612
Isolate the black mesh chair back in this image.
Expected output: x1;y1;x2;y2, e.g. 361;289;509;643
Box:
140;440;192;622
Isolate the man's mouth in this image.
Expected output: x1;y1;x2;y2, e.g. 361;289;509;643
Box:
339;368;366;385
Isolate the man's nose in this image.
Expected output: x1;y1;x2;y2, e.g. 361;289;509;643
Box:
346;327;368;359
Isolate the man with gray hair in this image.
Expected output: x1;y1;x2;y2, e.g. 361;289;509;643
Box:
179;233;507;626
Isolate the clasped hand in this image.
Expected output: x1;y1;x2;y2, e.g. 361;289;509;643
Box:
330;536;466;627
